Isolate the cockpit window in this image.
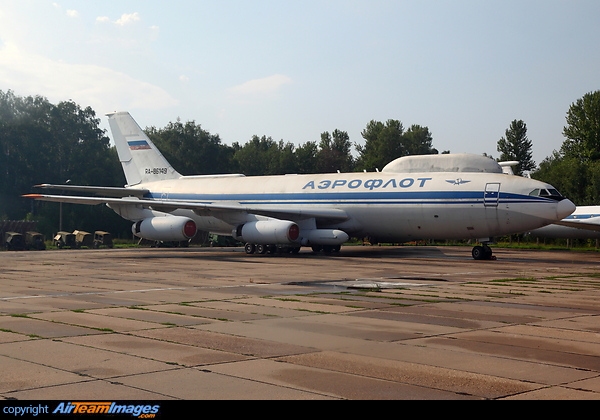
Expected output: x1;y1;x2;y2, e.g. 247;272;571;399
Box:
529;188;564;201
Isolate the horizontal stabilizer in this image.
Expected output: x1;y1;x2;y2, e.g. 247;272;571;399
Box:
35;184;148;198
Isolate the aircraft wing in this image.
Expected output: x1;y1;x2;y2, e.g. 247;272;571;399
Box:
554;219;600;232
23;193;349;223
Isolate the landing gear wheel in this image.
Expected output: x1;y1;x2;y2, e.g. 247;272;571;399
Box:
244;243;255;254
472;245;483;260
472;245;494;260
256;244;267;254
322;245;333;253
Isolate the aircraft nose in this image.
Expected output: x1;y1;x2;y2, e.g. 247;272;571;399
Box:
557;199;576;220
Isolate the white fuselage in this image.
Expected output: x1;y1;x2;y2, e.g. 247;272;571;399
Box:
123;170;572;242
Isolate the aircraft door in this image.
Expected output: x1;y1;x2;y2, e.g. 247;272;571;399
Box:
484;183;500;207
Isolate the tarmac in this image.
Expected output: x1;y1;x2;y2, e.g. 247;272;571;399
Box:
0;244;599;400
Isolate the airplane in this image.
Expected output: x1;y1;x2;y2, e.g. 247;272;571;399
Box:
528;205;600;239
24;111;576;260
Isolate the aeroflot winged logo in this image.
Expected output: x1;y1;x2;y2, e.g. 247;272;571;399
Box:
53;402;160;417
446;178;471;185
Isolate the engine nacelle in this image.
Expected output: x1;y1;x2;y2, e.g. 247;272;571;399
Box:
133;216;197;242
302;229;349;246
233;220;300;244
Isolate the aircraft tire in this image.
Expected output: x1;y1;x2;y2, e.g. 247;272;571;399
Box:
256;244;267;254
244;243;255;254
472;246;485;260
472;245;493;260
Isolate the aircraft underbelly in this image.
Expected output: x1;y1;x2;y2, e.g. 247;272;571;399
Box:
173;200;559;241
338;202;554;241
351;204;477;241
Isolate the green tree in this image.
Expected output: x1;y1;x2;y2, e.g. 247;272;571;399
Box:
497;119;536;176
532;91;600;205
355;119;437;171
403;125;438;156
277;140;298;174
561;90;600;161
0;90;126;236
294;141;318;174
316;129;354;173
145;119;234;175
232;135;281;175
355;120;401;171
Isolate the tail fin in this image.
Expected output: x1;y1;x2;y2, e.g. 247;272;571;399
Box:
107;111;181;186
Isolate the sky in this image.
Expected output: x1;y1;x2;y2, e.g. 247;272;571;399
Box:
1;0;599;167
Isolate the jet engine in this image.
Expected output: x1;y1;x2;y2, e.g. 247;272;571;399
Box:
133;216;197;242
233;220;300;244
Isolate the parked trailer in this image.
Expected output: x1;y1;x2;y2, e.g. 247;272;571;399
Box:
25;231;46;250
4;232;25;251
93;231;113;248
73;230;93;248
54;231;76;249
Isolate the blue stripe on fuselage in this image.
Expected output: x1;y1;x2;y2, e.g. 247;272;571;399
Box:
145;190;551;205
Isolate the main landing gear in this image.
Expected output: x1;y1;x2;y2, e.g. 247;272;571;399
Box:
472;245;496;260
310;245;341;253
244;243;301;254
243;243;342;255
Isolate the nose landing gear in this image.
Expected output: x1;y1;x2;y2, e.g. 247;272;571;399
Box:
472;244;496;260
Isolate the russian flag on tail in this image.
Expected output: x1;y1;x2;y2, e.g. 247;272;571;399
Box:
128;140;151;150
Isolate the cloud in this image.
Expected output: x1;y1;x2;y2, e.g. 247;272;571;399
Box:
95;12;142;26
66;10;79;18
0;41;178;112
228;74;292;96
114;12;141;26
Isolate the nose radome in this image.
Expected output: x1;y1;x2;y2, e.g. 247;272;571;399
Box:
557;199;576;220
